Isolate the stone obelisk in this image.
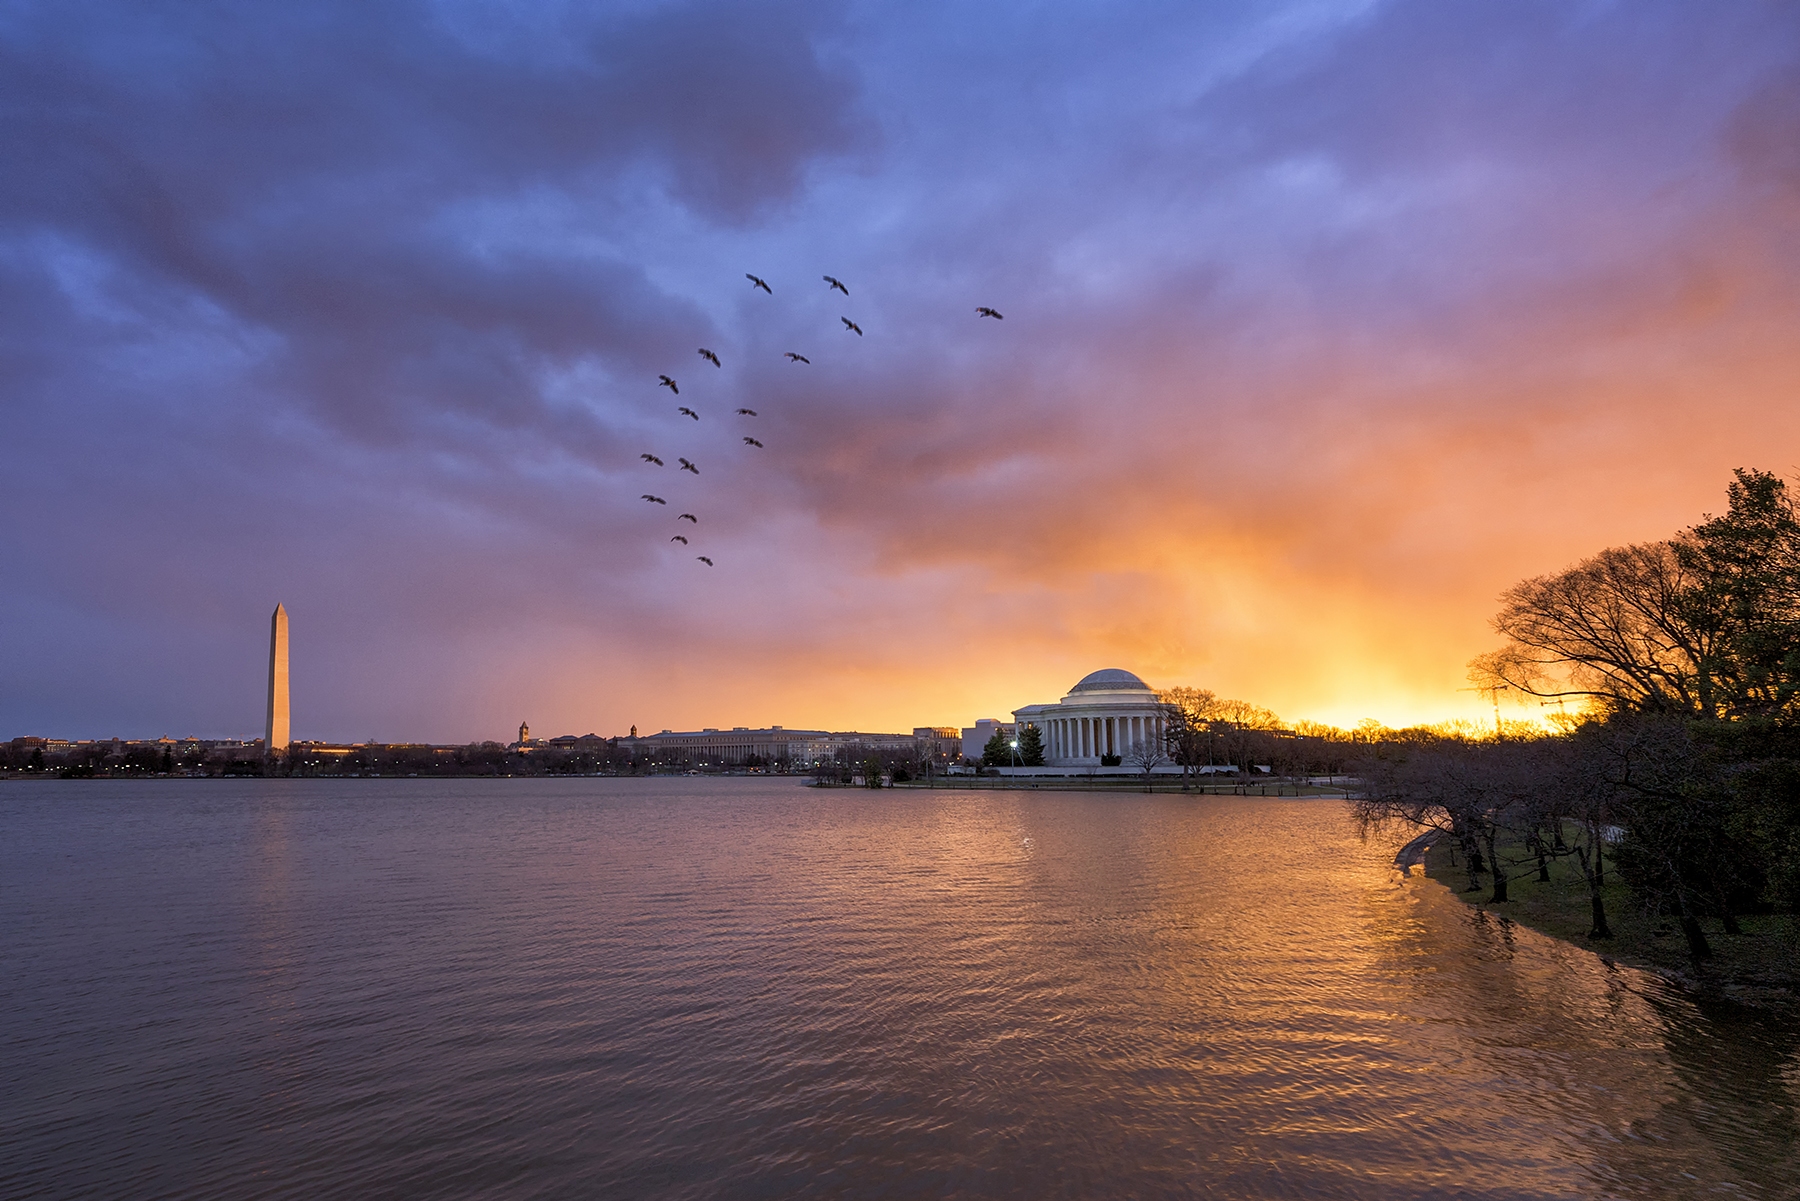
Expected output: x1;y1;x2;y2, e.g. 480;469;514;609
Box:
265;603;290;755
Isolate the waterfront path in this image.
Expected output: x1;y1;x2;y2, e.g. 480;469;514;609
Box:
1395;828;1438;871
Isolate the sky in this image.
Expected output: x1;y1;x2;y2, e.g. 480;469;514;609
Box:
4;0;1799;743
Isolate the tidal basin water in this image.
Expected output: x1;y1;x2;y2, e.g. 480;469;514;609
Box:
3;780;1796;1199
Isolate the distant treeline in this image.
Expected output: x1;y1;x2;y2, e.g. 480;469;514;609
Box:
0;740;639;779
1353;469;1800;959
0;740;797;779
1;740;190;777
0;738;937;780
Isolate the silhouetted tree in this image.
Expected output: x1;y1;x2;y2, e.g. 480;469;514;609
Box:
1461;471;1800;950
1354;735;1541;903
1016;724;1045;766
1472;470;1800;723
1158;687;1219;783
1214;699;1283;775
981;729;1015;767
1126;735;1166;784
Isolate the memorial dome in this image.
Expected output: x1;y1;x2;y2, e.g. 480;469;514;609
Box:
1068;668;1152;694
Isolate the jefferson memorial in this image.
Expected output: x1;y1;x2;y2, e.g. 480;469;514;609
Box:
1014;669;1169;765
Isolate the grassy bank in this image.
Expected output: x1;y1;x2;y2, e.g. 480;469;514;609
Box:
1421;836;1799;999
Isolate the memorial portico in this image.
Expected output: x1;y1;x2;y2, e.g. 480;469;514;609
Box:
1013;669;1168;766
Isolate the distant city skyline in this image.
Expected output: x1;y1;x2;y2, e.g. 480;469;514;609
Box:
4;3;1797;741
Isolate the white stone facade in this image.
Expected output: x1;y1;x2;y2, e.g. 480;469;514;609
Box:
1014;669;1167;766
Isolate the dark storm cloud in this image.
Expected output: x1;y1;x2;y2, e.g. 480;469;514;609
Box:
1;0;860;226
0;0;861;439
0;0;867;736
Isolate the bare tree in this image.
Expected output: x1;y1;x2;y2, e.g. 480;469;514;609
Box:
1470;471;1800;722
1353;737;1539;903
1570;714;1741;960
1267;734;1307;794
1295;720;1355;783
1212;698;1283;778
1546;726;1619;939
1126;737;1166;788
1470;541;1721;715
1157;687;1218;784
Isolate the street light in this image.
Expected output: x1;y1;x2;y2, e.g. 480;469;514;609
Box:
1010;737;1020;769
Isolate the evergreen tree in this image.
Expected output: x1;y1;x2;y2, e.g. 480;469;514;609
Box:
981;729;1014;767
1017;724;1045;766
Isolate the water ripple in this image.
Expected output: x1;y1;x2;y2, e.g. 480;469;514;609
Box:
2;779;1796;1199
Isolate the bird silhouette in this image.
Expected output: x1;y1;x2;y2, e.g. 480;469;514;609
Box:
640;453;663;465
746;273;772;294
659;375;679;393
743;437;763;448
641;495;666;504
697;556;714;566
698;348;720;367
977;307;1003;320
736;408;757;416
678;513;697;523
671;535;688;544
841;317;862;336
679;458;699;474
678;406;699;420
823;275;849;295
784;352;810;363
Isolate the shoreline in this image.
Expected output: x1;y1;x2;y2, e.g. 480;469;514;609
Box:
889;779;1351;797
2;773;1347;795
2;772;1349;799
1398;829;1799;1006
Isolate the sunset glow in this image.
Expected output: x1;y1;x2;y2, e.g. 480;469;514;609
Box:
4;2;1798;740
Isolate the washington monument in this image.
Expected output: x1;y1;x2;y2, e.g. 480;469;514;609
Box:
265;603;290;754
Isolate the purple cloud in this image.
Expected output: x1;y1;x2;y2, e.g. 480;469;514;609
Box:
5;0;1800;739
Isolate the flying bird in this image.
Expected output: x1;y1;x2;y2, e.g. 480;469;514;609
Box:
678;406;699;420
678;458;699;474
841;317;862;336
746;273;772;293
641;495;666;504
784;352;810;363
977;307;1003;320
658;375;679;393
671;535;688;544
736;408;757;416
698;348;720;367
697;556;714;566
640;453;663;465
823;275;848;295
743;437;763;448
678;513;697;523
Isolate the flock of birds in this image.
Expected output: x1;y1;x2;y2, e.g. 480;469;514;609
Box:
639;273;1003;566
